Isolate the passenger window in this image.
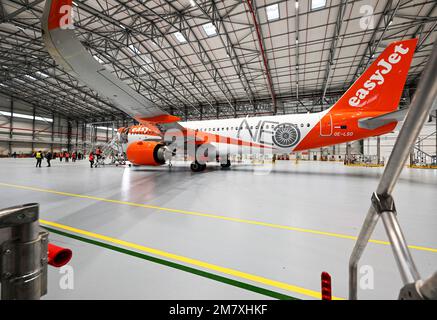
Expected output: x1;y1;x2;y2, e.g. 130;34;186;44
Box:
307;123;310;127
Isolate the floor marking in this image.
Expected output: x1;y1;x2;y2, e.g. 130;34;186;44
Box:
41;219;342;300
1;182;436;253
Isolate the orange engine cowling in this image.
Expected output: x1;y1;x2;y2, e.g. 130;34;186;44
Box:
126;141;167;166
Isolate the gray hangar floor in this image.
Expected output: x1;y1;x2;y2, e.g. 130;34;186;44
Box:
0;158;435;300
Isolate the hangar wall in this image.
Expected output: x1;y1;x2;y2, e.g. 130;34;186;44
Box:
0;93;114;157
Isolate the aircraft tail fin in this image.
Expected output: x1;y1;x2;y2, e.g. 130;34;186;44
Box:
332;38;418;113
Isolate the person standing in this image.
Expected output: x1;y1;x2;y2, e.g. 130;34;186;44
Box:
72;151;77;162
59;152;64;162
35;150;43;168
96;147;102;160
89;152;95;168
65;151;70;163
46;151;52;167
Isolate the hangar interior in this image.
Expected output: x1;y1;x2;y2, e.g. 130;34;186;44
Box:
0;0;436;300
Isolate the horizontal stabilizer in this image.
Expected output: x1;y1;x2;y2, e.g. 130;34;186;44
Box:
358;109;408;130
359;101;437;130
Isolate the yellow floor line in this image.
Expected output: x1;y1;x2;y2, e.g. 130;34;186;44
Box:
40;219;343;300
1;182;436;253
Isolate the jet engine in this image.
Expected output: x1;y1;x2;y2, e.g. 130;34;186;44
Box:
126;141;169;166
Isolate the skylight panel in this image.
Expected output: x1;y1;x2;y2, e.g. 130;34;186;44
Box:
203;23;217;36
128;44;141;55
266;4;280;21
174;32;187;43
311;0;326;10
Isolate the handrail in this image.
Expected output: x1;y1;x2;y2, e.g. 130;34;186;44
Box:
348;40;437;300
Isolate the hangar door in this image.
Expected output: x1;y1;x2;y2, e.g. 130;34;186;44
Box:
319;114;333;136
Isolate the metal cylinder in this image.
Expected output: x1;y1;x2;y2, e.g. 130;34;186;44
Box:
380;211;421;285
0;203;48;300
419;272;437;300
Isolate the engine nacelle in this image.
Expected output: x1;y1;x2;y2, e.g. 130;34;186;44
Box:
126;141;167;166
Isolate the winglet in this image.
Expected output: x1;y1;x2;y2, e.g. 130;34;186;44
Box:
46;0;73;31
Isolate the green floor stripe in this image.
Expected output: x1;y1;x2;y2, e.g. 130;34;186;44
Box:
45;226;298;300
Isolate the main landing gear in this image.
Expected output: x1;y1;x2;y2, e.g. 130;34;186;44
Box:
220;159;231;168
190;161;206;172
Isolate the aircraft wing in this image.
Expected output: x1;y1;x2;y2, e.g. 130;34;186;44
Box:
41;0;180;128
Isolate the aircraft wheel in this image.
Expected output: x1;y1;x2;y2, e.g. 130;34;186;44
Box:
191;161;206;172
221;160;231;168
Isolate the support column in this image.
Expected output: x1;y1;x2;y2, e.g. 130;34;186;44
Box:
51;113;55;153
31;106;36;153
346;142;351;163
9;97;13;156
75;121;79;151
58;114;62;150
67;120;72;152
82;123;87;154
376;136;381;164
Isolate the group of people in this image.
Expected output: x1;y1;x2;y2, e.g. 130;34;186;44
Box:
34;150;52;168
34;148;102;168
57;151;84;163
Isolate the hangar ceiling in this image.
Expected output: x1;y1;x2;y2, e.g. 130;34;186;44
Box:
0;0;436;121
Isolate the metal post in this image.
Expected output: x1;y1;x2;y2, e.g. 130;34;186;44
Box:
0;203;48;300
377;136;381;165
380;211;420;284
349;41;437;299
9;97;13;156
51;113;55;153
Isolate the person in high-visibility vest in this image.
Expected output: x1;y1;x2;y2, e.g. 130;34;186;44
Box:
35;150;43;168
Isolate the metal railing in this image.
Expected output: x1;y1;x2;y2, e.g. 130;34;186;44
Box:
348;41;437;300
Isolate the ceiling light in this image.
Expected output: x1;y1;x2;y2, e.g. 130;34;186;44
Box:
36;71;49;78
93;55;104;64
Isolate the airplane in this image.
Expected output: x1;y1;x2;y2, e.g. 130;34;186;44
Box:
42;0;419;172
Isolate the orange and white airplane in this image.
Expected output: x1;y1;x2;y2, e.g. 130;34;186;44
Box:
43;0;419;172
